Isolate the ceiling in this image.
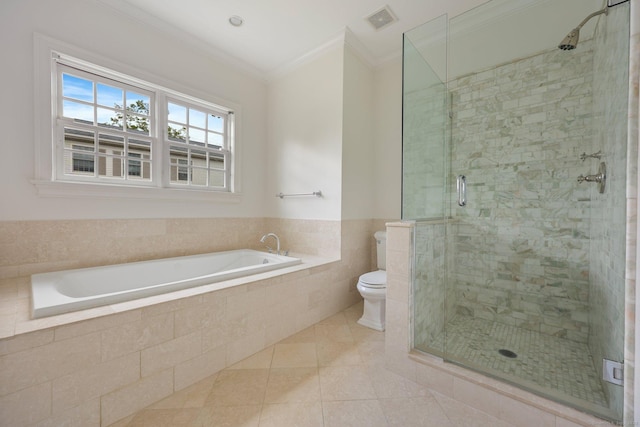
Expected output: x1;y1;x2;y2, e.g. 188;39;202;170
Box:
99;0;490;77
99;0;606;79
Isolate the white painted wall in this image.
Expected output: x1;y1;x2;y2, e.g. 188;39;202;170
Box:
266;46;344;220
0;0;268;220
373;58;403;220
341;47;375;220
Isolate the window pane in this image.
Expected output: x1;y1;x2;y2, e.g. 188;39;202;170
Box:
190;109;206;129
64;127;95;151
126;113;150;135
208;132;223;148
208;114;224;133
168;123;186;141
208;169;225;187
126;92;150;116
189;127;205;145
97;107;122;129
98;155;124;178
97;83;123;108
168;102;187;124
128;152;141;177
98;133;125;154
63;100;93;123
62;74;93;102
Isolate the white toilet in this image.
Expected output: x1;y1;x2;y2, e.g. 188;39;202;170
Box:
356;231;387;331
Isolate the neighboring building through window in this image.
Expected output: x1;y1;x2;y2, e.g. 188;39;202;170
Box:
53;57;234;192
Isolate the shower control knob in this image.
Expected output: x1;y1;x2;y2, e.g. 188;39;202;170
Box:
577;162;606;194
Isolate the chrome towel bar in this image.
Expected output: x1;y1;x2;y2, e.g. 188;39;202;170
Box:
276;191;322;199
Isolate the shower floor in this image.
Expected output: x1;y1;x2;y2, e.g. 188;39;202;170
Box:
427;316;608;408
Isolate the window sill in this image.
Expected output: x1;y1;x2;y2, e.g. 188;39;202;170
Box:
31;180;242;203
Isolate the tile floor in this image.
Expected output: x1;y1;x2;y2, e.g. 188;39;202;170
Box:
440;316;608;407
109;302;515;427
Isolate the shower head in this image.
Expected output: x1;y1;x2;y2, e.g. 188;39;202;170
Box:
558;6;608;51
559;28;580;50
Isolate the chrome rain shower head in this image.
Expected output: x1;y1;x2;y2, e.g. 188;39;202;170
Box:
558;6;608;51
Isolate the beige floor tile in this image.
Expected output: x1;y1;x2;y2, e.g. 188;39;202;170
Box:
271;343;318;368
317;341;363;366
205;369;269;407
277;327;316;344
124;408;201;427
322;399;388;427
319;365;377;401
149;376;216;409
264;367;321;403
350;322;386;342
357;339;386;366
379;396;454;427
368;365;430;399
228;346;274;370
433;392;516;427
316;312;348;326
259;402;323;427
193;405;262;427
315;323;354;343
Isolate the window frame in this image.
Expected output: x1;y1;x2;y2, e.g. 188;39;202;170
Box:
33;34;242;202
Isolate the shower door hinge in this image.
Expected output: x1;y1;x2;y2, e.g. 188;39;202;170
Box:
603;359;624;386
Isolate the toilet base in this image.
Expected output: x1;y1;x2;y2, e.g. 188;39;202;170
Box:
357;296;386;331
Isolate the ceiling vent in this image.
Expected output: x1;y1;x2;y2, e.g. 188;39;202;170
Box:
366;5;397;31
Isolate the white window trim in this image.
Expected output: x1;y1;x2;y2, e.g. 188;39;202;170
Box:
33;33;243;202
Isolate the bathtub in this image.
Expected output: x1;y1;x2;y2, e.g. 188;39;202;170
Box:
31;249;302;318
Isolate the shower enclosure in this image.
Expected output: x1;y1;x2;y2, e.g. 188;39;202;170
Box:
403;0;631;422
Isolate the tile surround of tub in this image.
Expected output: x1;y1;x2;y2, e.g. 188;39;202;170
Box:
0;218;379;426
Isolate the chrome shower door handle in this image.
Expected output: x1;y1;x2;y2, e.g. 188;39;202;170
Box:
457;175;467;207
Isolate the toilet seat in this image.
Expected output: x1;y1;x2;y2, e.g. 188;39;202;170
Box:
358;270;386;288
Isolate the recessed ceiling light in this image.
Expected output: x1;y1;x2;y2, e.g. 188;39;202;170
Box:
229;15;243;27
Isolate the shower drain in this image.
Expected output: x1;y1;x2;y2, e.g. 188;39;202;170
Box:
498;349;518;359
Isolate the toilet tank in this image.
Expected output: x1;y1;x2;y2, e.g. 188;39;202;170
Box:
374;231;387;270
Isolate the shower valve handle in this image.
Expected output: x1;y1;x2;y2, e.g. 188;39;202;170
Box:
577;162;606;194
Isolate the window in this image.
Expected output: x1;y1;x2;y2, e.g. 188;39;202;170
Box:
49;53;235;194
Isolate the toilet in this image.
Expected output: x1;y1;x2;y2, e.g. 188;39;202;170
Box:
356;231;387;331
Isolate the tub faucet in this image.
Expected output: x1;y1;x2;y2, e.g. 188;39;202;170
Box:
260;233;280;255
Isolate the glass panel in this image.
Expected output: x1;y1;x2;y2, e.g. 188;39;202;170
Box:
188;127;206;145
98;155;124;178
125;113;150;135
169;146;189;184
126;92;150;115
62;74;93;102
168;123;186;142
168;102;187;124
208;113;224;133
208;132;223;148
208;169;225;188
97;107;122;129
403;13;448;358
402;15;447;220
63;100;93;123
189;108;206;129
97;83;123;108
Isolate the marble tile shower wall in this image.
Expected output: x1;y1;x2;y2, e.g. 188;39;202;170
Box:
589;4;631;415
413;221;447;354
449;41;595;342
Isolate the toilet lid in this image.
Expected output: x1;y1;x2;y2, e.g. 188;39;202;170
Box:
359;270;386;287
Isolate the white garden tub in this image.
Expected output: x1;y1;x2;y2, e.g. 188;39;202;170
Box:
31;249;301;318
